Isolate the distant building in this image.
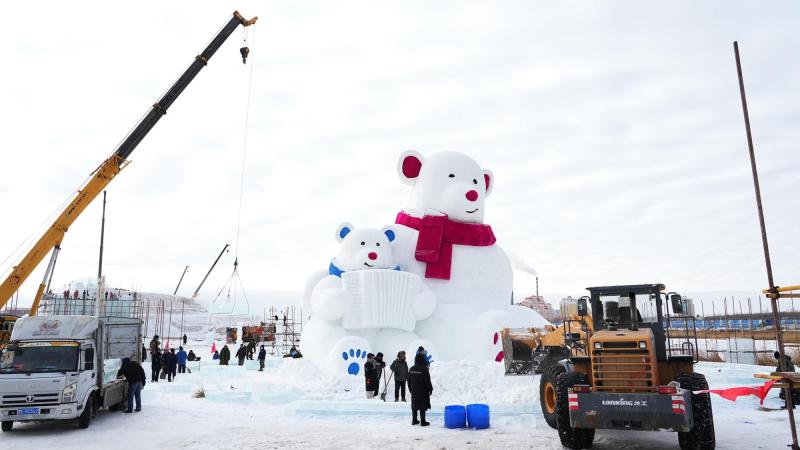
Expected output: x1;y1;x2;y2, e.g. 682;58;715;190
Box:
518;295;560;323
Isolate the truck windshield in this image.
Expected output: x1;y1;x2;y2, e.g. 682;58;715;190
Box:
0;342;79;373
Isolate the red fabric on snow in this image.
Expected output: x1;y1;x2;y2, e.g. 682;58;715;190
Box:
697;380;776;405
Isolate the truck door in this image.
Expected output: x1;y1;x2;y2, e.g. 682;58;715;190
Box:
78;344;96;407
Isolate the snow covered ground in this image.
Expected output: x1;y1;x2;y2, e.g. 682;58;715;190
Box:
0;344;791;449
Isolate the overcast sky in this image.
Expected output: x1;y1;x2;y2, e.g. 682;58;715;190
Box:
1;1;798;308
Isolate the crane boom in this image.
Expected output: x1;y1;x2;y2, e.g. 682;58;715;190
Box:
0;11;258;311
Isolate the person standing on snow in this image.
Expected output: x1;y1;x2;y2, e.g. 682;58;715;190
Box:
182;334;188;345
373;352;386;398
177;346;188;374
407;352;433;426
219;345;231;365
150;349;162;382
236;344;247;366
166;348;178;382
117;357;146;413
149;335;161;356
364;353;378;399
390;351;409;402
258;345;267;371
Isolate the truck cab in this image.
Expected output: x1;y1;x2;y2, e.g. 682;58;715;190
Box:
0;315;141;431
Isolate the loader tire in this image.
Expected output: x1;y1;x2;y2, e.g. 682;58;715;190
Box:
677;372;715;450
1;421;12;432
540;364;565;429
556;371;595;449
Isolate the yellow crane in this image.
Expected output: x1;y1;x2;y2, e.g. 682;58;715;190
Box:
0;11;257;332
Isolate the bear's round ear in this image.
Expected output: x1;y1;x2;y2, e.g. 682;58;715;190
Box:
335;222;354;242
482;169;493;196
397;150;424;185
381;225;397;244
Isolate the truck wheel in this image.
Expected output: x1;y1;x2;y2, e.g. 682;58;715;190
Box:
556;371;595;449
540;364;565;429
78;394;95;429
677;373;715;450
1;421;12;432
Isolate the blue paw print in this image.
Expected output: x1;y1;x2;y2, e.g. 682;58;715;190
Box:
341;348;367;375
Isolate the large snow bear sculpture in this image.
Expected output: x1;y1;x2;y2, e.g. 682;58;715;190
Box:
302;223;437;376
393;150;548;361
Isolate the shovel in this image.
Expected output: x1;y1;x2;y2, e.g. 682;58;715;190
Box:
380;370;394;402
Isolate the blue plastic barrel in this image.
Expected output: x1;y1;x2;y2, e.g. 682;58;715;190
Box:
466;403;490;429
444;405;467;429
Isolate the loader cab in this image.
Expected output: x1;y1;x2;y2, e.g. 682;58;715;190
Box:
588;284;668;361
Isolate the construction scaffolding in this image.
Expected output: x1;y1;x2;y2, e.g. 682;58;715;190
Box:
259;305;303;357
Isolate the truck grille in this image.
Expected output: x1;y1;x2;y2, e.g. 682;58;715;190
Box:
1;392;61;407
592;341;656;392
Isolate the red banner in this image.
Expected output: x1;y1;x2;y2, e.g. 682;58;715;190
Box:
697;380;777;405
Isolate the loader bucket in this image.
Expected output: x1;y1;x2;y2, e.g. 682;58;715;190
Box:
501;328;540;375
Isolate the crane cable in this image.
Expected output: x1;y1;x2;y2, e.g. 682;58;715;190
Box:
211;24;255;316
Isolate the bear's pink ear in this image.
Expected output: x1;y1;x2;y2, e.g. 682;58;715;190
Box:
483;169;493;196
397;150;424;185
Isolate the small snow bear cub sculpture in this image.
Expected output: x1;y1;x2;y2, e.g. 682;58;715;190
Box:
393;150;547;362
302;223;436;376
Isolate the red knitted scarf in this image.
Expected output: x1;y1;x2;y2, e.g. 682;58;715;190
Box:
395;211;496;280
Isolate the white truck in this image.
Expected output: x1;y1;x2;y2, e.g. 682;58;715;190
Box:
0;315;142;430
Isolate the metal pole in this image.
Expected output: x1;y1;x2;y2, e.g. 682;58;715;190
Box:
193;244;230;299
174;265;190;296
98;191;107;279
734;41;798;448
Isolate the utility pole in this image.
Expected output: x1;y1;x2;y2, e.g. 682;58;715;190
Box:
734;41;798;449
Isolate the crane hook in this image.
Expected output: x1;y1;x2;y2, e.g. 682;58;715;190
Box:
239;47;250;64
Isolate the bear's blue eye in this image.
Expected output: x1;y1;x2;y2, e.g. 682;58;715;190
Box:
360;242;365;246
473;178;477;184
448;174;455;178
376;243;380;246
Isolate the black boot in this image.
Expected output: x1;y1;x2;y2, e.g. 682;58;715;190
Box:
412;410;420;425
420;411;430;427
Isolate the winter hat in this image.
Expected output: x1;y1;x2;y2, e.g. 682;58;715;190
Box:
376;352;384;358
775;351;782;359
122;357;130;364
367;353;375;359
154;335;159;339
179;346;183;351
414;352;427;366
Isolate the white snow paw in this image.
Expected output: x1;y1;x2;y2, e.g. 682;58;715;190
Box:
326;336;371;377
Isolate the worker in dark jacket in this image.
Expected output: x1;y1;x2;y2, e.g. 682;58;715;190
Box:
258;345;267;371
150;349;162;382
390;351;409;402
407;352;432;426
364;353;378;399
776;351;800;408
373;352;386;397
117;357;146;413
182;334;188;345
165;348;178;382
235;344;247;366
187;350;197;361
219;345;231;365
